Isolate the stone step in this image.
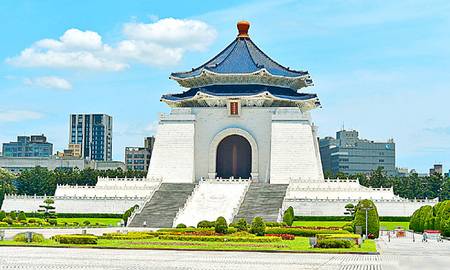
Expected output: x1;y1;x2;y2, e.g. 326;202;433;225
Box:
233;183;288;223
128;183;196;228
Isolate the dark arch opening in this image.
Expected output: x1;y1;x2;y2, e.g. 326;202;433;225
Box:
216;135;251;179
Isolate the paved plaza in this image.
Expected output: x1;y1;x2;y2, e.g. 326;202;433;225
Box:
0;246;381;270
1;230;450;269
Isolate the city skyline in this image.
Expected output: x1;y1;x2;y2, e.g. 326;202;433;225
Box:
0;0;449;172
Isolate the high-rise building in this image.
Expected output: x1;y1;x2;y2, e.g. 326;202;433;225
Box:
69;114;112;161
319;130;396;176
429;164;443;175
125;136;155;171
2;134;53;157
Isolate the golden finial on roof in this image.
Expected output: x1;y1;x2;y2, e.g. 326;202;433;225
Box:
237;21;250;38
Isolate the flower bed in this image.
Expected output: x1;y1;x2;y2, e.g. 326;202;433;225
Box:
158;235;281;242
265;234;295;240
265;227;349;237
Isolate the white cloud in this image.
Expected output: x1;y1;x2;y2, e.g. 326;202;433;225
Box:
123;18;217;51
24;76;72;90
6;18;217;71
0;110;43;123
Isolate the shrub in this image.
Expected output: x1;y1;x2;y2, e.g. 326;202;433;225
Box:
265;222;288;227
100;231;158;240
3;217;13;225
197;220;215;228
227;227;237;234
229;231;255;237
250;217;266;236
72;221;79;227
52;234;98;244
0;211;6;220
176;223;187;228
265;227;349;237
215;216;228;234
158;227;214;233
17;211;27;221
158;235;281;242
353;199;380;238
294;216;353;222
9;211;17;220
265;234;295;240
283;206;295;226
48;219;57;226
83;220;91;226
13;232;44;243
316;239;353;248
342;224;354;233
235;218;248;231
0;222;8;227
27;219;37;224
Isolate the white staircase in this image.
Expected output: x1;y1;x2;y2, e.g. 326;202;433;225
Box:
173;179;250;227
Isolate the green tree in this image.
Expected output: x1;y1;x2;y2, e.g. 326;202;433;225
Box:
38;198;56;222
16;167;56;195
215;216;228;234
282;206;294;226
250;216;266;236
9;211;17;220
0;168;16;208
353;199;380;238
0;210;6;220
235;218;248;231
344;203;356;217
17;211;27;221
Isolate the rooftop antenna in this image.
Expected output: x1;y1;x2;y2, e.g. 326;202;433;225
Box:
341;122;345;131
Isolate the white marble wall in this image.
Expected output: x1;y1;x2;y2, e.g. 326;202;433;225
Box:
270;109;323;184
147;111;195;183
193;106;273;183
1;195;145;214
283;198;437;217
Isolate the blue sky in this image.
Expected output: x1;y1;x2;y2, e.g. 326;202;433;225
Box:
0;0;449;173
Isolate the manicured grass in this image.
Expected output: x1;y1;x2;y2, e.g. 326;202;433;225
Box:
292;220;410;231
379;222;409;230
0;237;377;253
55;218;122;226
292;221;349;227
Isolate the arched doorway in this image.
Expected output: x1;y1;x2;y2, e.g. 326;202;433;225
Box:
216;135;251;179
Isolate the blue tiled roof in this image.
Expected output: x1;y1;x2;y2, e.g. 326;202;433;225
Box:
171;37;309;79
162;84;317;102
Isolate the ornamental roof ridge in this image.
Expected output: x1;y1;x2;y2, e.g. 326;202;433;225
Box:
170;21;312;89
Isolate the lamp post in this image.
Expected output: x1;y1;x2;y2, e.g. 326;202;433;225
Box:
361;206;373;240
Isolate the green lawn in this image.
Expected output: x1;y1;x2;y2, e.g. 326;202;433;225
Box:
55;218;122;226
292;221;409;231
0;237;377;253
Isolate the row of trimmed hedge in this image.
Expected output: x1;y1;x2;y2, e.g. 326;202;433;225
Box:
316;239;354;248
294;216;409;222
158;235;281;242
265;227;349;237
410;200;450;236
52;234;98;244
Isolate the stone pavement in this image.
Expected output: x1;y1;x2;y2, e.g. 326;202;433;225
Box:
377;230;450;270
0;247;381;270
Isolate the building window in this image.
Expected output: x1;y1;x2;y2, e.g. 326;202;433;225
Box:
379;159;384;162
